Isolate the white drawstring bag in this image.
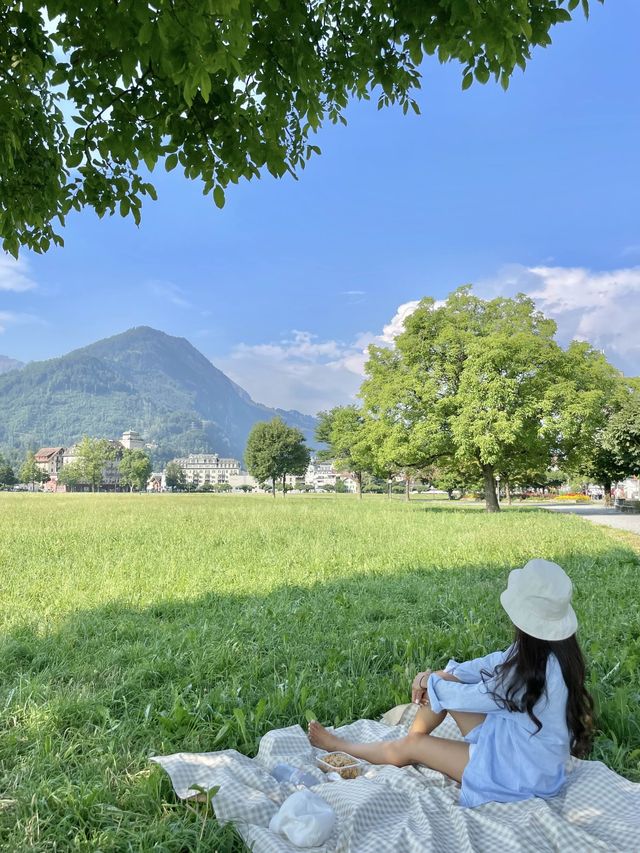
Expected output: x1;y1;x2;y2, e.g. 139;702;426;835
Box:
269;789;336;847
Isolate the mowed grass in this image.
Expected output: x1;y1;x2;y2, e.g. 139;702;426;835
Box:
1;494;639;852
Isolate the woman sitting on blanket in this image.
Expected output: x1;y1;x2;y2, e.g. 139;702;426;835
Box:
308;559;594;808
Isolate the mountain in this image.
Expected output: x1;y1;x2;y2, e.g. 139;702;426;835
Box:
0;327;317;464
0;355;24;375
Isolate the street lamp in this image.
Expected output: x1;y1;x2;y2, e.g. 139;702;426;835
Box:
495;473;501;506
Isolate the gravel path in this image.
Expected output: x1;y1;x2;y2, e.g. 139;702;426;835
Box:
543;504;640;536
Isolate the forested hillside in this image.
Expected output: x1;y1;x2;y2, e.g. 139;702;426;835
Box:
0;327;316;464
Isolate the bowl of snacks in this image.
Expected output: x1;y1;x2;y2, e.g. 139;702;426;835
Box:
316;751;365;780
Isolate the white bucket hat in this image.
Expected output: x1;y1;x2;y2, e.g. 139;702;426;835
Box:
500;559;578;641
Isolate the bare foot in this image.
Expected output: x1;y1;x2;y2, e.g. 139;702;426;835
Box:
307;720;345;752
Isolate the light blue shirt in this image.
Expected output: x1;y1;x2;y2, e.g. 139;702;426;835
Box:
427;647;570;808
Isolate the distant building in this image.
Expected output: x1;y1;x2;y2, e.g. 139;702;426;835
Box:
341;476;358;493
228;473;258;491
171;454;241;487
147;472;164;492
34;447;66;479
120;430;145;450
618;476;640;501
305;459;337;490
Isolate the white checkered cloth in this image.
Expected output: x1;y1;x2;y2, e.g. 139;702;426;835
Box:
150;705;640;852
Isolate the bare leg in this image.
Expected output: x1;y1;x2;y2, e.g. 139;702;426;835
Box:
408;704;446;736
448;709;486;737
308;721;470;783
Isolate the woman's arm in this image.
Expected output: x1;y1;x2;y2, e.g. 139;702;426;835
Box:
427;671;507;715
444;649;511;684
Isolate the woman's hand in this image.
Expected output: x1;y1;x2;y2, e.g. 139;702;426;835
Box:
411;670;432;705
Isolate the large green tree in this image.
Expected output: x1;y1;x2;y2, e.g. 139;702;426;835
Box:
1;1;597;256
577;385;640;501
606;394;640;479
245;417;309;497
74;436;117;492
361;288;620;512
361;366;443;501
119;448;153;492
164;460;186;491
56;459;85;491
315;406;377;499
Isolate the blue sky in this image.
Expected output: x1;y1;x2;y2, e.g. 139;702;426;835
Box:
1;0;639;414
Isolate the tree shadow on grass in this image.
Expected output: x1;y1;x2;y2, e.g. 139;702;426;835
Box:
1;546;639;851
413;503;553;514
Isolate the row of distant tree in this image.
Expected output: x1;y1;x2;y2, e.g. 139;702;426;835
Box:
0;438;153;492
239;289;640;511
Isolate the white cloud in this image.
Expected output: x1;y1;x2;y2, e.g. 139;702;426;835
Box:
215;330;374;414
214;299;454;414
0;255;37;292
0;311;42;333
380;300;421;343
477;264;640;373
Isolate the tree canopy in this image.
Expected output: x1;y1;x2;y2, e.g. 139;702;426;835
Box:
245;417;310;496
119;448;152;491
316;405;376;498
577;385;640;499
1;0;598;255
164;460;186;491
0;454;17;487
360;288;623;511
73;436;117;491
19;450;46;487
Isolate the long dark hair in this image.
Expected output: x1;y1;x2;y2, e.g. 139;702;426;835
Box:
482;627;594;758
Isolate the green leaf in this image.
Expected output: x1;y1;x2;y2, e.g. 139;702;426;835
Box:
66;151;83;168
165;153;178;172
213;185;225;208
200;73;212;103
137;20;154;45
212;722;231;745
462;73;473;91
304;709;317;723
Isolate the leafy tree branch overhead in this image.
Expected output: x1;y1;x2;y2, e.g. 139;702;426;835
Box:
1;0;599;256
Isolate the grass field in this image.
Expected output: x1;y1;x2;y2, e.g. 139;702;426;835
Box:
1;494;639;851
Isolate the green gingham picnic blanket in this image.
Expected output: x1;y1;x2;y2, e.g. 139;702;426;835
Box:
151;705;640;852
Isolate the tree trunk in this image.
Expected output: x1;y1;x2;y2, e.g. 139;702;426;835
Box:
405;474;410;501
604;478;612;506
506;481;512;505
356;471;362;499
483;465;500;513
271;476;276;498
387;480;392;499
282;474;286;496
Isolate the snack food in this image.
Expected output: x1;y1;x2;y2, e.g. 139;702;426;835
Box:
316;751;363;780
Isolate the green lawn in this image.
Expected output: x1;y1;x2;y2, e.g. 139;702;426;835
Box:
1;494;639;851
